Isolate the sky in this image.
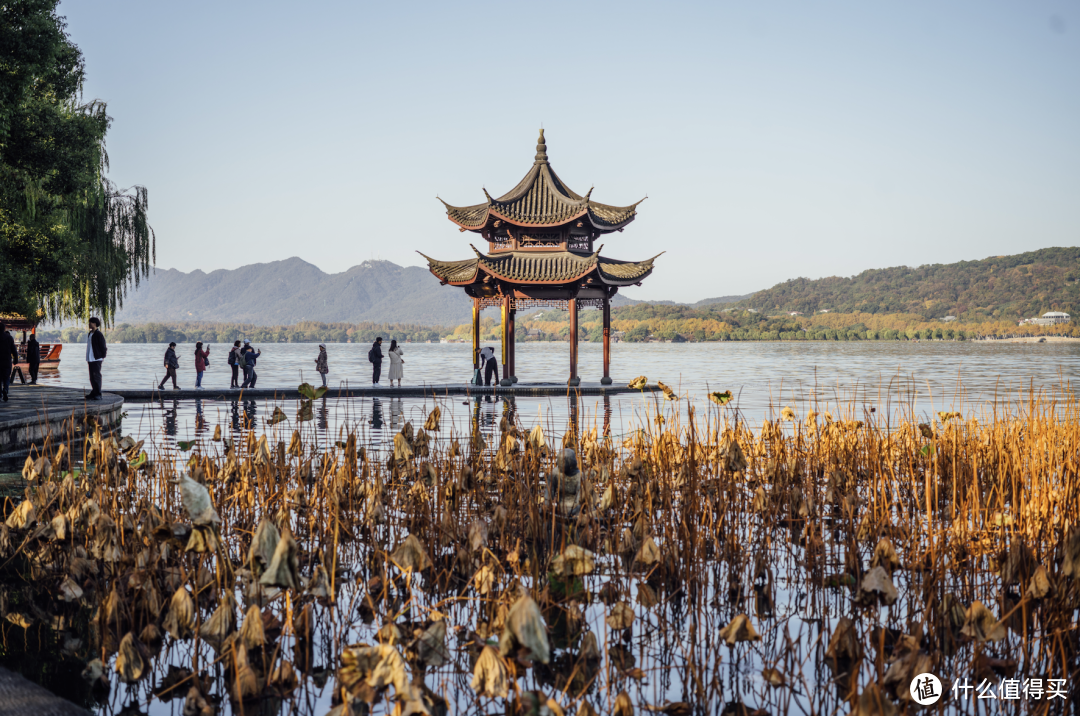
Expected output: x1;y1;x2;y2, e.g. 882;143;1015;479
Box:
59;0;1080;303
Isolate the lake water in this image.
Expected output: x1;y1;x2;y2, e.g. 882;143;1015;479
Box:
17;340;1079;459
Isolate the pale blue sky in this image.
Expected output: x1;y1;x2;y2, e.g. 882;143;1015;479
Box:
60;1;1079;303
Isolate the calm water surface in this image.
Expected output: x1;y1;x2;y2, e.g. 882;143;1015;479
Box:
27;341;1080;453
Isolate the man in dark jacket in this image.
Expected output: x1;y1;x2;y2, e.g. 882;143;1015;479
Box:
0;323;18;402
158;342;180;390
26;333;40;384
240;340;261;388
369;337;384;385
86;317;107;400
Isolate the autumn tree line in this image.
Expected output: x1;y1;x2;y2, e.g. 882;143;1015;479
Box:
34;306;1077;345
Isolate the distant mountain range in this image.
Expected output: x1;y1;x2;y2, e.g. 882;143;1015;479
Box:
114;258;644;327
112;247;1075;328
736;247;1080;320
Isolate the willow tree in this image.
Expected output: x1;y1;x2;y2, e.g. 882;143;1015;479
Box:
0;0;154;325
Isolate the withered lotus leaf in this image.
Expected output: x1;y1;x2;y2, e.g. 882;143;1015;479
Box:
249;518;281;574
551;545;595;577
857;566;899;606
5;500;35;530
1026;564;1051;599
185;525;220;553
634;537;661;568
825;617;862;669
390;534;432;572
606;602;635;631
499;595;550;664
1062;528;1080;579
960;601;1007;643
870;538;901;573
393;433;413;462
270;660;298;692
377;622;403;645
199;591;236;644
424;406;441;431
471;645;509;698
178;473;220;526
474;564;496;595
58;576;83;602
163;587;195;640
339;644;409;697
628;376;647;390
306;564;332;600
614;691;634;716
579;631;601;661
230;643;261;701
851;683;898;716
719;614;761;645
528;424;546;450
184;686;214;716
239;604;266;649
116;632;147;683
212;424;222;441
259;527;300;591
780;406;796;422
416;619;449;666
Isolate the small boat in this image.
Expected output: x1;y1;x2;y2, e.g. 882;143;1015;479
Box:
1;314;63;371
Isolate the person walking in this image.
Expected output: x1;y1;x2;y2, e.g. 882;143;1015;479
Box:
194;342;210;389
0;323;17;402
26;332;40;384
387;339;404;387
479;345;498;387
158;342;180;390
228;340;241;388
86;317;107;400
314;344;329;387
240;340;261;388
368;337;384;385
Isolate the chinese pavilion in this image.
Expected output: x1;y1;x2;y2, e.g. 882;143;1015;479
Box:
421;130;659;386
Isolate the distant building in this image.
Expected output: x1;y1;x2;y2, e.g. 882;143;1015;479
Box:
1020;312;1072;326
789;311;803;316
942;316;957;322
1036;311;1071;326
818;309;830;313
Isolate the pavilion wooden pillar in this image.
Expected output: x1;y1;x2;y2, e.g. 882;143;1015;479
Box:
601;295;612;385
472;297;480;376
568;297;580;386
500;295;513;386
508;304;517;383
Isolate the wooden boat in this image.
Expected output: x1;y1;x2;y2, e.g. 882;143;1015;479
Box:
1;314;62;371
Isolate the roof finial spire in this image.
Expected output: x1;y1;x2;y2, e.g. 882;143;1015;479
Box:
534;128;548;164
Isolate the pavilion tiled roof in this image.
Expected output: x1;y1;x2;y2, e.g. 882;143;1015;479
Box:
440;130;643;231
419;248;660;287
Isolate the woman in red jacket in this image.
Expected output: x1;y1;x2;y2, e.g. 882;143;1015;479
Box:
194;342;210;390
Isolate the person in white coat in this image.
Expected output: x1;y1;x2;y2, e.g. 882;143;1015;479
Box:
387;339;404;387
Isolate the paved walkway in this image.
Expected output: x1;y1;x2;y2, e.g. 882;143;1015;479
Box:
0;385;124;457
0;667;89;715
111;381;658;402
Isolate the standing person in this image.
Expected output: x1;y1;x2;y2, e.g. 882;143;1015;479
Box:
26;332;40;384
314;344;329;387
228;340;241;388
0;323;17;402
86;317;107;400
387;339;404;387
194;341;210;390
368;337;384;385
158;342;180;390
240;340;261;388
479;345;498;387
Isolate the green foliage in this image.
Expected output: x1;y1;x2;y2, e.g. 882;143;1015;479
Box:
0;0;153;323
739;247;1080;320
35;320;450;344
